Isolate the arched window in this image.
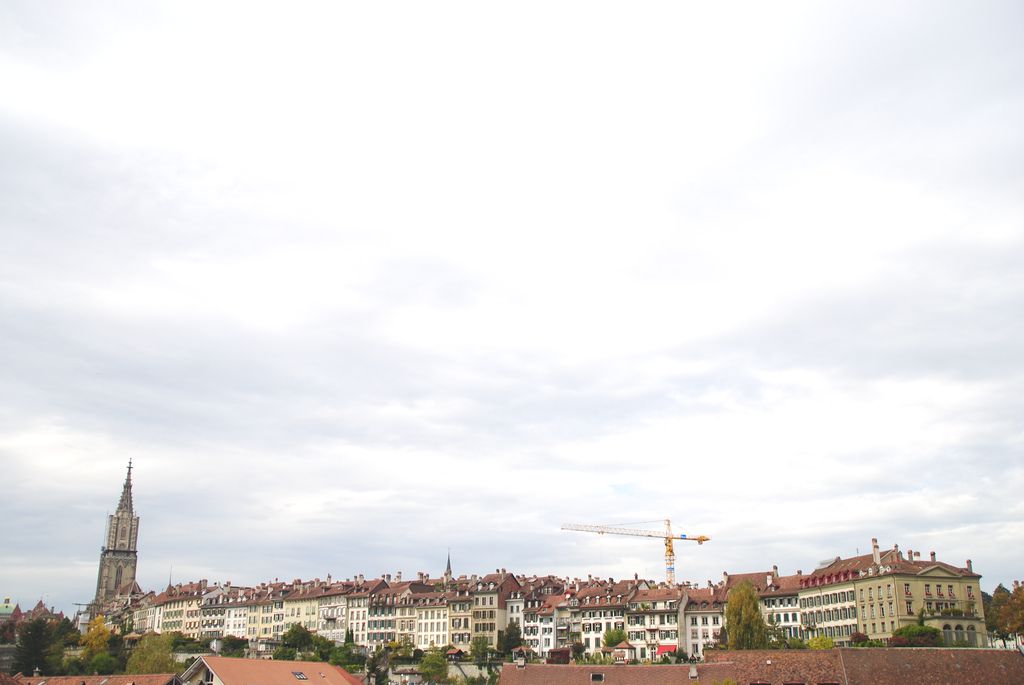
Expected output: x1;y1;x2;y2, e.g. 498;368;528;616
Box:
942;625;952;644
955;625;965;643
967;625;977;646
115;565;124;590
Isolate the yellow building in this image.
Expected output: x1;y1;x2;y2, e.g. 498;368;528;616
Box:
798;539;985;646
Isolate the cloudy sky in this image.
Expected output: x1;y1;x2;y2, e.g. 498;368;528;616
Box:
2;1;1022;616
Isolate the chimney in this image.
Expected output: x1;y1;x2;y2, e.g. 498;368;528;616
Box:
797;570;802;576
772;565;778;577
907;549;913;561
871;538;880;565
966;559;973;573
396;571;402;582
930;551;936;562
723;572;730;584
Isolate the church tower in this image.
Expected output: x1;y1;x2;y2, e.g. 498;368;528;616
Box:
93;461;140;608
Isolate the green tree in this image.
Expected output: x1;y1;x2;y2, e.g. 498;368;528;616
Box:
344;629;355;645
725;581;768;650
272;646;297;661
220;636;248;658
500;623;522;654
601;628;627;648
126;633;178;674
281;625;314;652
470;637;490;665
890;624;941;647
418;649;448;684
330;643;365;669
89;652;119;675
765;614;786;648
807;636;834;650
14;618;53;675
785;637;807;649
307;634;334;662
363;646;388;685
570;642;585;661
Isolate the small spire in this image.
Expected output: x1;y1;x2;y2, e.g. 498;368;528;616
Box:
117;460;134;513
445;549;452;577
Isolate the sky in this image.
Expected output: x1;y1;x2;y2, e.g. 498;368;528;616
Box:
1;1;1022;617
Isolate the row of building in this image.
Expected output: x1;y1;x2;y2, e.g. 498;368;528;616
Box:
81;465;990;661
94;538;987;661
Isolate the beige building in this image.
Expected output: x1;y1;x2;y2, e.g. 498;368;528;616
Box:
798;539;986;646
471;570;521;647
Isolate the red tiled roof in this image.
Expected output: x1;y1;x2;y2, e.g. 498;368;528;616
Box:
840;647;1024;685
187;656;362;685
16;675;177;685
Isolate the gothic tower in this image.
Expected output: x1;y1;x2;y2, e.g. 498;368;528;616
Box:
93;461;140;608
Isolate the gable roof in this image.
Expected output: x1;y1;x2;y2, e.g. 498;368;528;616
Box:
15;675;178;685
184;657;362;685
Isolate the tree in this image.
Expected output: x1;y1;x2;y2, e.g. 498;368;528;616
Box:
500;623;522;654
344;628;355;645
418;649;448;684
82;616;112;662
807;636;834;650
363;646;388;685
272;646;297;661
220;636;248;658
785;637;807;649
126;633;178;674
1001;583;1024;637
308;634;334;662
281;625;314;652
725;581;768;650
89;652;119;675
765;614;786;648
570;642;585;661
14;618;52;676
890;624;941;647
470;636;490;666
330;643;365;670
986;585;1011;646
601;628;626;649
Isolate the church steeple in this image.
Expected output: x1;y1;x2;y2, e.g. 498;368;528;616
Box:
94;462;140;610
117;460;134;513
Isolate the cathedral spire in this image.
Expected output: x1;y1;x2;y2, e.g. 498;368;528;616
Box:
116;460;133;513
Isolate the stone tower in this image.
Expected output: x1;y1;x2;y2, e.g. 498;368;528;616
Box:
93;461;140;608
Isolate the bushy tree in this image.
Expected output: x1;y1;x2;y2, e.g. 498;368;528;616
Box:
89;652;119;675
500;623;522;654
807;636;834;650
1002;584;1024;636
470;637;490;665
126;633;178;674
272;646;297;661
14;618;53;675
890;624;941;647
418;649;448;684
725;581;768;650
985;585;1011;646
329;642;365;670
82;616;112;662
220;636;248;658
601;628;626;648
785;637;807;649
570;642;585;661
281;625;314;652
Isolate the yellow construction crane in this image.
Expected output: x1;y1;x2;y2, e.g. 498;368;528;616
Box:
561;519;710;585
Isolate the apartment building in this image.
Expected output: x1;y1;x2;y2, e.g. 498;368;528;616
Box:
798;539;986;646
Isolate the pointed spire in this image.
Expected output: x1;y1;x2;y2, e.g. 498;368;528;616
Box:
116;460;133;513
445;549;452;580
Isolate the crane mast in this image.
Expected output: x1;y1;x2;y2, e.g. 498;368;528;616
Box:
561;518;710;585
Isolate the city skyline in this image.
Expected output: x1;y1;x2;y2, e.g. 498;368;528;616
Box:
2;0;1023;617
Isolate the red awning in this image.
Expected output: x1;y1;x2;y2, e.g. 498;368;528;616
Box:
656;645;677;655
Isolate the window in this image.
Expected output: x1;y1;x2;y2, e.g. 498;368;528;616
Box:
590;674;604;682
292;673;309;681
906;601;913;614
